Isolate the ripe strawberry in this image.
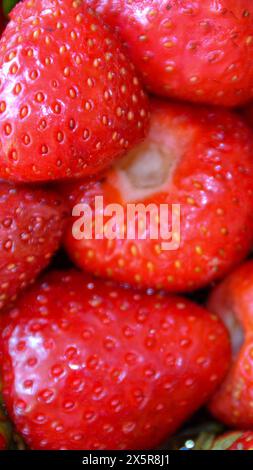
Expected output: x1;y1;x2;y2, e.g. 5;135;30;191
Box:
0;270;230;450
0;182;67;310
63;100;253;292
209;432;253;450
0;0;149;182
208;260;253;429
87;0;253;107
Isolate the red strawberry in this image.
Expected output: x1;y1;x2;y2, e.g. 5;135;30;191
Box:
0;270;230;450
208;260;253;429
0;0;149;182
209;431;253;450
87;0;253;107
63;100;253;292
0;182;67;310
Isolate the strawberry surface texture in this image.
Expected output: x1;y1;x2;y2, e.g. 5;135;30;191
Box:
0;270;230;450
87;0;253;106
0;0;149;182
0;0;252;455
0;182;67;310
208;260;253;429
64;100;253;292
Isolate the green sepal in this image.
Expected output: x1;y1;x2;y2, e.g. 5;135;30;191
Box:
3;0;19;16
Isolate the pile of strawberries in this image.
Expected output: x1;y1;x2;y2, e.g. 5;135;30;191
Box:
1;0;253;451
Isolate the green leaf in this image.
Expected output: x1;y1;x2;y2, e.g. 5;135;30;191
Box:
210;432;244;451
3;0;19;16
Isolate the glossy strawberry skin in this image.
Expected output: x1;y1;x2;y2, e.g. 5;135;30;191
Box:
0;0;149;182
208;260;253;429
87;0;253;107
63;101;253;293
0;182;67;310
0;270;230;450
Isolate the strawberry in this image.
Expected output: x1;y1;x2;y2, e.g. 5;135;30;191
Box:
208;432;253;450
0;181;67;310
0;0;149;182
86;0;253;107
63;100;253;292
0;270;230;450
207;260;253;429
